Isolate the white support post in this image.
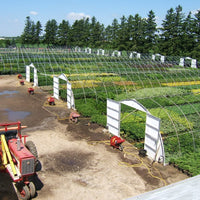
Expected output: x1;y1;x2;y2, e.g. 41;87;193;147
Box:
33;67;38;87
89;48;91;54
161;56;165;63
137;53;141;59
179;58;184;66
107;99;121;137
144;114;165;163
26;65;30;82
191;59;197;68
67;82;75;109
53;73;75;109
53;76;59;100
106;98;165;164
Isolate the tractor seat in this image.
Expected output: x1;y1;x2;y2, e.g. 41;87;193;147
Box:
0;130;17;141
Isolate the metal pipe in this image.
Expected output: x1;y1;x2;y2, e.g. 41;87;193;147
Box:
17;137;21;151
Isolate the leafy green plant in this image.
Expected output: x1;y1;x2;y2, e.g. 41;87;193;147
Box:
115;87;187;100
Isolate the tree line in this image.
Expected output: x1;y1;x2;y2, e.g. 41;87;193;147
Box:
7;5;200;59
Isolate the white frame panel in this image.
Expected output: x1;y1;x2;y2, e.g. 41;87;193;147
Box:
106;98;165;164
53;76;59;100
97;49;105;56
179;57;197;68
107;99;121;137
25;63;38;87
53;73;75;109
129;52;141;59
144;114;165;162
112;50;121;57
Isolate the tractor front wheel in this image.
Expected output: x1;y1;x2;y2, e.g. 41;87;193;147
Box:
17;185;30;200
28;182;36;198
25;141;38;168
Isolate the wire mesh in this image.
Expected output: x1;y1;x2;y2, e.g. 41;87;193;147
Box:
0;47;200;175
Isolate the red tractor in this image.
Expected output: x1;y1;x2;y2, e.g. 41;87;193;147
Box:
0;122;38;200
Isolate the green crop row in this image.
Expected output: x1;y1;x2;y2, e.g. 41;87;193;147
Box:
137;94;200;109
166;103;200;116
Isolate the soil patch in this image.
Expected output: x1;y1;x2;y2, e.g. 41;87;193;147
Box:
67;119;110;141
40;150;94;174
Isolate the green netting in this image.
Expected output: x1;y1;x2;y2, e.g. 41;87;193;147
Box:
0;47;200;175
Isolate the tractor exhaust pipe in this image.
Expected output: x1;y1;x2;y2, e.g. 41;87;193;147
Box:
17;137;21;151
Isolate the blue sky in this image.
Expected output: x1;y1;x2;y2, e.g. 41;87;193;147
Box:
0;0;199;37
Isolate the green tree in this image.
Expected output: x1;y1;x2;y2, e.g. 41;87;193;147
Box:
117;15;128;50
89;16;104;47
104;25;113;48
57;20;71;46
144;10;157;53
35;21;42;46
191;10;200;59
160;5;185;55
131;14;146;52
110;18;119;49
44;19;58;46
181;12;195;55
21;16;34;45
126;15;135;50
71;18;89;47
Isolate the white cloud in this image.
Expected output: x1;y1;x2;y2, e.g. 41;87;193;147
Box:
30;11;38;16
67;12;90;21
191;9;200;15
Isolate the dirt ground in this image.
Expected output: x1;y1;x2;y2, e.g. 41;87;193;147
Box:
0;75;188;200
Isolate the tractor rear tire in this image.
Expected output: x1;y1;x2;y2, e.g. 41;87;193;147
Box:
25;141;38;167
28;182;36;198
